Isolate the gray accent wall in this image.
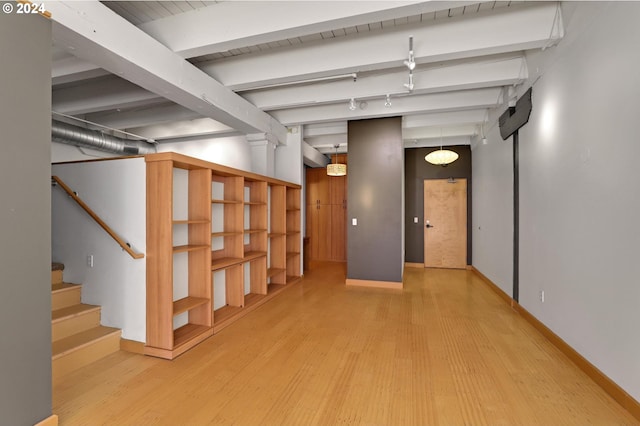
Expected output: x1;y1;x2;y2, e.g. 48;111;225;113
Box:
347;117;404;283
0;12;53;425
405;146;472;265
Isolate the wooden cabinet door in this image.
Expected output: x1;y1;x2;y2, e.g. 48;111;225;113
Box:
306;203;332;261
331;204;346;261
329;175;346;205
316;204;332;260
306;168;330;205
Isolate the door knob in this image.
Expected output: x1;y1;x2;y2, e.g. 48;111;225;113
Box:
426;220;434;228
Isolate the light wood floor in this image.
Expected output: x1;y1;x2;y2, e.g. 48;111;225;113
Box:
53;263;638;425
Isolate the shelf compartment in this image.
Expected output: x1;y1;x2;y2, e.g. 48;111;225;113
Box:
267;283;287;294
267;267;286;278
286;252;299;259
211;231;242;238
173;219;210;225
173;296;209;316
268;233;286;238
286;231;300;236
244;292;267;308
212;199;242;204
244;201;267;206
173;323;212;350
244;229;267;234
213;305;243;327
244;251;267;262
211;257;244;271
173;244;209;254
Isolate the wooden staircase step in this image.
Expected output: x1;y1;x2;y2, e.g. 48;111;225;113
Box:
51;263;64;285
51;270;63;285
52;304;101;341
52;282;81;311
52;326;121;381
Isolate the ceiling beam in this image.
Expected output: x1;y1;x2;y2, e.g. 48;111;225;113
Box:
403;124;479;140
403;110;488;129
199;3;561;91
245;56;526;110
53;77;162;115
126;118;237;142
52;56;110;85
85;103;204;130
271;88;501;126
304;122;348;138
47;1;287;143
138;1;470;58
303;141;330;168
405;135;471;148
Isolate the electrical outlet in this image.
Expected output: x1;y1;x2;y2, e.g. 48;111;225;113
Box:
540;290;545;303
87;255;94;268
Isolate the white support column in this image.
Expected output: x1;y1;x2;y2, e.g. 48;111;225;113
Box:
248;133;277;177
275;126;304;185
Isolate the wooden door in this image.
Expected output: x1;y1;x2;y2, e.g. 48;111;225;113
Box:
329;174;346;205
424;179;467;269
331;204;346;261
306;203;332;261
306;168;330;205
329;174;347;261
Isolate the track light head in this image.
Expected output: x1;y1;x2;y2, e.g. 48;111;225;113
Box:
404;58;416;71
348;98;357;111
385;94;392;108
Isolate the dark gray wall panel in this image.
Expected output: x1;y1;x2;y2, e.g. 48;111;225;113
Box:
0;12;52;425
347;117;403;282
404;146;472;264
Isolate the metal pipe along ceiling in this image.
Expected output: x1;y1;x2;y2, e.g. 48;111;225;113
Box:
51;120;157;155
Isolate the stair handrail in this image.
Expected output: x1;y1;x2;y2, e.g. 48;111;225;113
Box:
52;176;145;259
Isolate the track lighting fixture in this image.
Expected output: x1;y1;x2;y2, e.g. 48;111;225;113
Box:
404;36;416;71
385;94;392;108
403;37;416;92
404;73;414;92
348;98;356;111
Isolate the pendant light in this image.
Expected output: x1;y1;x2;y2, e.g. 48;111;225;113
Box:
425;128;458;166
327;145;346;176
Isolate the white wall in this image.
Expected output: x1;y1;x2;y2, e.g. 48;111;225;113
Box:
52;158;146;342
159;135;252;171
52;141;123;163
471;123;513;296
473;2;640;402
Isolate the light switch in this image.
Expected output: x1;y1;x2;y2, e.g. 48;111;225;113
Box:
414;217;419;223
352;218;357;226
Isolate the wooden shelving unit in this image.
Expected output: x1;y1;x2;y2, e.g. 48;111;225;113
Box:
145;152;301;359
286;187;302;280
145;159;212;360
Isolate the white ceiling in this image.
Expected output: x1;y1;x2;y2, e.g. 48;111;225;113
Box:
49;1;564;158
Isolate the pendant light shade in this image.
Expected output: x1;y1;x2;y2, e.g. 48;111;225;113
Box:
425;149;459;166
327;163;347;176
327;145;347;176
